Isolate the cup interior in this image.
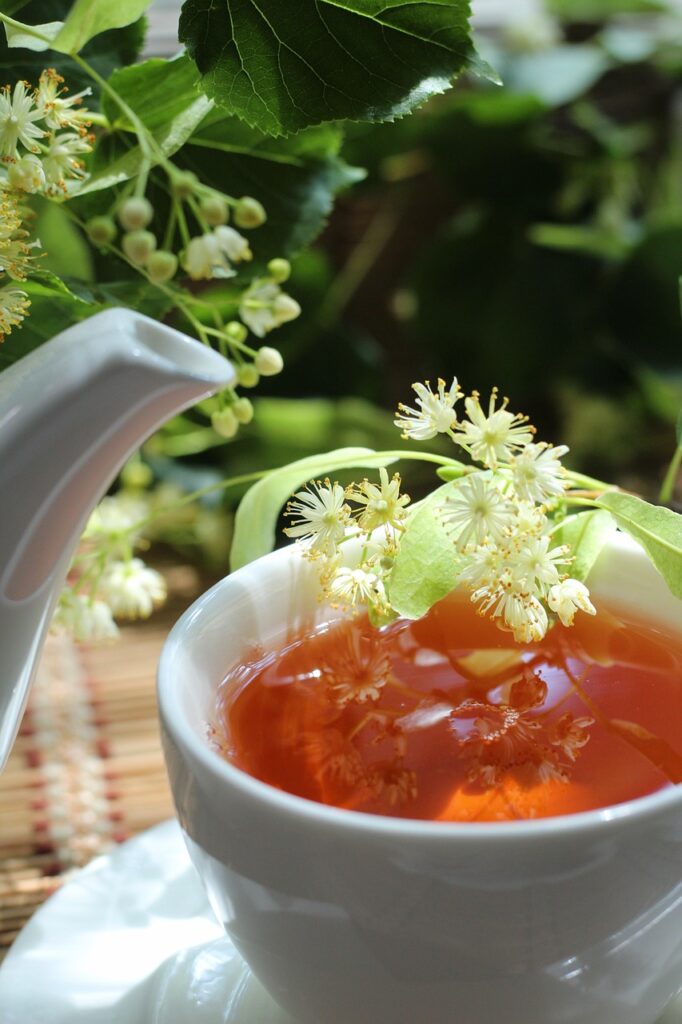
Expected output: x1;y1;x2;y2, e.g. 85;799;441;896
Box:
158;530;682;834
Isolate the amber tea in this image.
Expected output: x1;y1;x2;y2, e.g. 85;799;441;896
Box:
213;595;682;822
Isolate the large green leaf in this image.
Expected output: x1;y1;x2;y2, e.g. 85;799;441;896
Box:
554;509;615;583
179;0;477;136
0;0;146;91
79;55;213;195
3;0;153;53
182;115;364;260
595;491;682;599
0;273;101;370
387;483;462;619
230;447;399;570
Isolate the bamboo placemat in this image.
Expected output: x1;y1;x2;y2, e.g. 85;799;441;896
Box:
0;564;203;963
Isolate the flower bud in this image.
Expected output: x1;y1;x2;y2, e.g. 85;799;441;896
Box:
146;249;178;283
211;408;239;439
225;320;248;345
120;460;153;489
254;346;283;376
234;196;267;229
86;215;117;247
236;363;260;388
267;257;291;283
118;196;153;231
7;154;45;193
200;194;229;226
232;397;254;424
273;293;301;324
122;230;157;266
172;170;198;199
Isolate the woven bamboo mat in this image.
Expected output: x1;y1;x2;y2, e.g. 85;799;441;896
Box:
0;564;204;963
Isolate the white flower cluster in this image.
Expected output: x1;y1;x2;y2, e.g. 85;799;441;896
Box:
86;179;299;437
0;71;94;195
52;493;166;643
283;468;411;621
283;377;597;644
396;378;596;643
0;192;33;340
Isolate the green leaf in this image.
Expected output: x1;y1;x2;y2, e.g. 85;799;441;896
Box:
677;410;682;446
0;273;101;370
230;447;399;570
595;491;682;599
387;482;462;619
79;55;213;195
3;17;61;49
181;117;364;261
554;509;615;583
0;1;147;95
548;0;668;19
51;0;151;54
179;0;477;137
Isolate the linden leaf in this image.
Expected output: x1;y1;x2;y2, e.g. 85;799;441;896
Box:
387;483;464;620
52;0;152;54
595;491;682;599
554;509;616;583
231;447;400;571
179;0;478;137
3;18;62;50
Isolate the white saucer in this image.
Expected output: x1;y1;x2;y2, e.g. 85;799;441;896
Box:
0;819;294;1023
0;819;680;1024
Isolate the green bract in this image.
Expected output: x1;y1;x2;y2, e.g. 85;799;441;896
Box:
595;492;682;599
230;447;401;570
179;0;478;136
387;483;465;619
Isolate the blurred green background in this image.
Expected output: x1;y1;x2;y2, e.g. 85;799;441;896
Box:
22;0;682;566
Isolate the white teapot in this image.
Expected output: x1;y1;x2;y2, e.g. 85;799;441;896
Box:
0;307;233;771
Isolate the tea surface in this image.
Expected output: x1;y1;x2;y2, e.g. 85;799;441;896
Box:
213;595;682;821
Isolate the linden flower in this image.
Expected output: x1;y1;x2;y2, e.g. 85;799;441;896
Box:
43;131;93;192
239;280;301;337
0;196;34;280
183;226;252;281
442;475;515;550
300;729;366;788
548;578;596;627
323;628;392;706
0;81;44;158
52;592;118;642
36;69;92;132
474;581;549;643
6;153;46;193
394;378;461;441
550;713;594;762
456;388;534;468
350;467;411;535
367;764;418;807
511;443;569;504
284;480;350;557
85;493;149;537
100;559;167;620
329;567;383;608
0;285;29;340
507;534;570;596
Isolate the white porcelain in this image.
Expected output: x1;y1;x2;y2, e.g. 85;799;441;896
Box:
0;309;234;771
1;818;678;1024
0;819;295;1023
159;531;682;1024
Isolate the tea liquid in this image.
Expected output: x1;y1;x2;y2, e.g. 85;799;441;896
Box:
213;595;682;821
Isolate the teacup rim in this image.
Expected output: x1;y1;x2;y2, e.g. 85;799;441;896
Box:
158;532;682;841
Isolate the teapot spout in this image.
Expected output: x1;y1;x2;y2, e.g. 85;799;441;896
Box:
0;308;235;770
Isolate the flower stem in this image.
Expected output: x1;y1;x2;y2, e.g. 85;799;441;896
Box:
659;444;682;505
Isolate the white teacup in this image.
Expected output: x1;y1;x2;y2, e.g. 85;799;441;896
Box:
158;532;682;1024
